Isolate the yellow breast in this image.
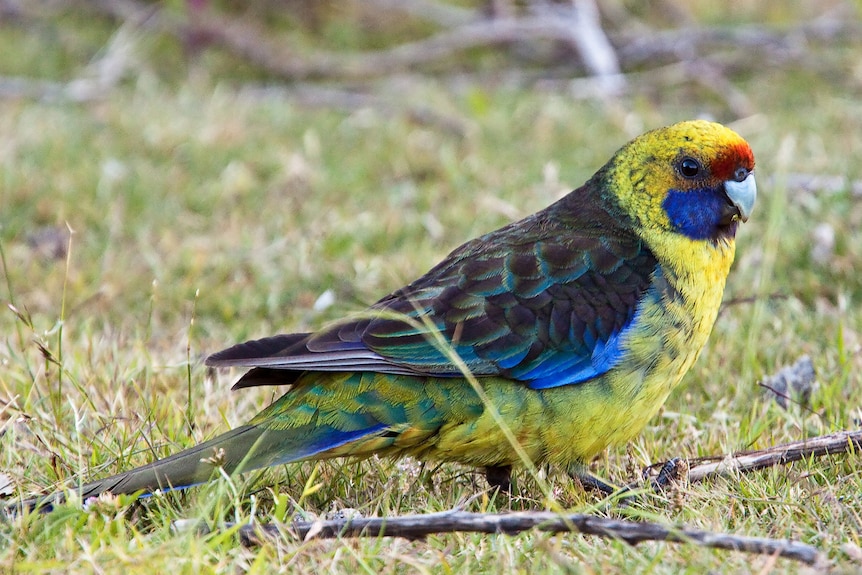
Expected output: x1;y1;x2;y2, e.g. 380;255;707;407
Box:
536;233;736;466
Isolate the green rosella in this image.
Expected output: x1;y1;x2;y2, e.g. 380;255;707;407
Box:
30;120;756;505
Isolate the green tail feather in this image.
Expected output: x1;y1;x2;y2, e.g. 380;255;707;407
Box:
12;425;266;511
75;425;269;499
16;416;391;511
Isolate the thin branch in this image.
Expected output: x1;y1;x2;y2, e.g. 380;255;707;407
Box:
682;430;862;483
177;428;862;567
616;16;862;67
83;0;861;84
0;76;68;101
215;430;862;563
215;510;822;565
86;0;587;80
197;17;578;80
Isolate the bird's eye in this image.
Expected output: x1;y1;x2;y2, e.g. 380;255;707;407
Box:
733;167;749;182
679;157;701;178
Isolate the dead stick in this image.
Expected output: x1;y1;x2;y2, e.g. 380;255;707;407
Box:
85;0;861;82
683;429;862;483
86;0;581;80
228;511;821;565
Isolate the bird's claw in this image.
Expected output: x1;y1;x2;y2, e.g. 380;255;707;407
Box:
485;465;512;494
647;457;689;492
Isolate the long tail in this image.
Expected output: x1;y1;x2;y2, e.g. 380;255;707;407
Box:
9;370;492;513
13;417;390;513
75;425;269;499
12;425;265;511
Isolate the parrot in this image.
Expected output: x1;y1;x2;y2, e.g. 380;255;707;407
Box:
23;119;756;507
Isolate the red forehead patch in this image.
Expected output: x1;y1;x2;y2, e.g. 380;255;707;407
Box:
710;141;755;180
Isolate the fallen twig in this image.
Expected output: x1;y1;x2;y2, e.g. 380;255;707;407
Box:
617;15;861;67
565;0;624;94
214;430;862;563
82;0;862;83
213;510;822;565
682;429;861;483
86;0;586;80
0;76;68;101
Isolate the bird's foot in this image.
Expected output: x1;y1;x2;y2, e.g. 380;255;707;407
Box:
484;465;512;494
569;458;689;507
568;469;633;501
646;457;689;492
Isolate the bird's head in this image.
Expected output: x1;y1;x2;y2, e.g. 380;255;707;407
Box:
603;120;756;244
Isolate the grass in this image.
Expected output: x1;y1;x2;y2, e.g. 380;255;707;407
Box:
2;5;862;573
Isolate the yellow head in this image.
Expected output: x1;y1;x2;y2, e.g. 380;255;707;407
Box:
602;120;756;245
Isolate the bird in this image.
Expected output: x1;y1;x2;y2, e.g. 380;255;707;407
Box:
25;119;756;507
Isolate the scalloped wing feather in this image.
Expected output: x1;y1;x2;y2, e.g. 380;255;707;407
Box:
207;185;657;390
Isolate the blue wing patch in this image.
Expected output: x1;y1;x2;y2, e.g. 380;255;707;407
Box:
521;316;633;389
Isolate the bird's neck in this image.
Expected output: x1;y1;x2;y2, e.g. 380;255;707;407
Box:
649;233;736;310
600;235;736;433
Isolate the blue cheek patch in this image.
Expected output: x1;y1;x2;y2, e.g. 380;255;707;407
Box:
662;188;724;240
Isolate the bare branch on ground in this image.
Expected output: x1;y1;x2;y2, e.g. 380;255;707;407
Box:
81;0;862;83
680;429;862;484
210;510;822;565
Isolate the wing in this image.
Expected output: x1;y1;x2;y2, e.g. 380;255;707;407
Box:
207;186;658;390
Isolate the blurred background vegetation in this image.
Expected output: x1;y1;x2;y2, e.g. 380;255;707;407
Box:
2;1;862;572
